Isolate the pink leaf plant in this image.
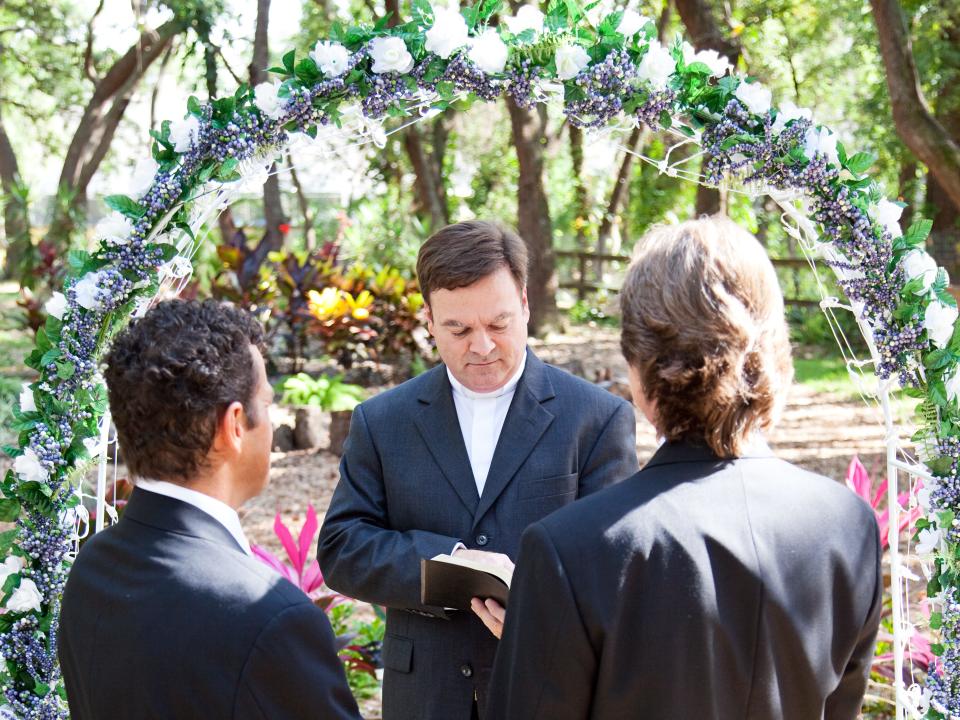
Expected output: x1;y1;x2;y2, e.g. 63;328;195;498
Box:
251;505;347;610
845;456;922;550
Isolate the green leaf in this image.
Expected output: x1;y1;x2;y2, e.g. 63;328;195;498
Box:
930;643;945;657
0;530;18;557
598;11;623;37
104;195;146;219
929;611;943;630
411;0;433;25
56;362;76;380
478;0;502;21
927;456;954;476
40;348;60;367
217;157;240;181
903;218;933;248
282;50;296;74
187;95;202;116
0;499;20;522
844;151;876;175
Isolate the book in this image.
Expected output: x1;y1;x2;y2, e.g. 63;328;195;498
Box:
420;554;513;611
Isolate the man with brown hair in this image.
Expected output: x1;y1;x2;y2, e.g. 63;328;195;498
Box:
317;220;638;720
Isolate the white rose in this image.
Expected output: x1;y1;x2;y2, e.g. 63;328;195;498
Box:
692;48;732;77
95;212;134;247
13;448;47;484
771;100;812;134
6;578;42;613
916;483;934;511
555;43;591;81
370;36;414;74
636;40;676;90
803;125;840;167
253;82;285;121
74;271;105;311
924;300;959;349
947;367;960;404
916;526;942;555
504;5;544;35
617;9;649;37
45;291;67;320
19;384;36;414
129;156;160;199
0;557;24;586
902;249;939;294
468;28;509;75
169;115;201;154
734;80;772;116
310;41;351;77
872;198;904;239
425;7;470;59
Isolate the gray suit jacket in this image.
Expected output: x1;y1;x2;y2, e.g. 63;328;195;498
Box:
317;349;638;720
59;488;360;720
487;441;883;720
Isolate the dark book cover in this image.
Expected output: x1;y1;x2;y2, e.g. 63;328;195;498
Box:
420;556;511;610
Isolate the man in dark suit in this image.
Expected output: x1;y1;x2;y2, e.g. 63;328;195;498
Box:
484;218;883;719
317;220;638;720
59;300;360;720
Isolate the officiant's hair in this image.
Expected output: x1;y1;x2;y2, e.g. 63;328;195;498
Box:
620;217;793;458
416;220;528;304
103;300;267;482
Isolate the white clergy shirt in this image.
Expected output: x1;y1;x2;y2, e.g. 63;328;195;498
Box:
136;478;253;556
447;354;527;496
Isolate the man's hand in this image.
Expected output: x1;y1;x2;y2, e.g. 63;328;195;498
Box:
471;598;506;639
452;547;514;573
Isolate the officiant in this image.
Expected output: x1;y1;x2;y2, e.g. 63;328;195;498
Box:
317;220;638;720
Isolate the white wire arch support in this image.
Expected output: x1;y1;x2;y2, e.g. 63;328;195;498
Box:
89;109;925;718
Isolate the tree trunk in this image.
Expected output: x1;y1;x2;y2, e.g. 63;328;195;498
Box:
870;0;960;212
0;106;30;280
507;98;556;335
47;18;184;248
898;156;918;233
568;125;589;252
287;152;317;249
674;0;740;216
404;127;449;231
242;0;288;283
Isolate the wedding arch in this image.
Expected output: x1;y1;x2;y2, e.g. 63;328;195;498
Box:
3;2;956;717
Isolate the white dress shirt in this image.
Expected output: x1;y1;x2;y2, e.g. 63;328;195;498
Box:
447;354;527;497
136;479;253;556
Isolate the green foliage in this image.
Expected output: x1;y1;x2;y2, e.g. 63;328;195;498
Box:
276;373;366;411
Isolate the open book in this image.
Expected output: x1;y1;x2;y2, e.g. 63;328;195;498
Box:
420;554;513;611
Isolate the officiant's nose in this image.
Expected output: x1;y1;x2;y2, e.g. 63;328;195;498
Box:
469;329;496;357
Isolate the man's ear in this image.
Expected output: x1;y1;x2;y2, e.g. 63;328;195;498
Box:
425;303;436;337
521;287;530;323
212;400;245;455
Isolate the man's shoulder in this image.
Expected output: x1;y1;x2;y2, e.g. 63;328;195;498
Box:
356;363;443;417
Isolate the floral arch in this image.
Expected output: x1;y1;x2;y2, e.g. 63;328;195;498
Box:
3;2;957;717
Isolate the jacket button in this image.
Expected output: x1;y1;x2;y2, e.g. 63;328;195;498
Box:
476;534;489;546
460;664;473;678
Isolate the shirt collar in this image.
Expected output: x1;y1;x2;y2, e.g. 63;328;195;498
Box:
134;478;252;556
447;353;527;401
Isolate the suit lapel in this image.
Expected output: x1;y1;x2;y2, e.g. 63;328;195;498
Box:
413;366;480;515
472;352;555;528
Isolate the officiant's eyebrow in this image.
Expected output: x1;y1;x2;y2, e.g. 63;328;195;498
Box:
442;312;512;328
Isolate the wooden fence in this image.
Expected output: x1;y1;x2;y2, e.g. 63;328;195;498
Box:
555;250;821;308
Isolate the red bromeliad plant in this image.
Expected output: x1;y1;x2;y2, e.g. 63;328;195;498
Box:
845;455;922;550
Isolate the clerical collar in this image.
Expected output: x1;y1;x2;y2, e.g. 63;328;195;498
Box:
447;353;527;400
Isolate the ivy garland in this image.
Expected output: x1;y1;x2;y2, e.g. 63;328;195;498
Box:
2;0;957;716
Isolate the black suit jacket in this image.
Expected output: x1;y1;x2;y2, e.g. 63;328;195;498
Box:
59;488;361;720
487;441;883;720
317;350;638;720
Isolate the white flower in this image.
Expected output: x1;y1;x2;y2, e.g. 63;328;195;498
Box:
310;41;351;77
19;384;36;414
803;125;840;167
45;292;67;320
617;9;649;37
468;28;509;75
871;198;904;239
636;40;676;89
169;115;201;154
902;249;939;294
734;80;772;116
504;5;544;35
916;526;942;555
771;100;812;134
82;437;104;458
74;271;105;311
0;557;24;587
129;156;160;199
916;483;933;511
555;43;591;81
370;36;414;74
254;82;286;121
95;212;134;246
924;300;959;349
6;578;42;613
692;49;732;77
13;448;47;484
425;7;470;59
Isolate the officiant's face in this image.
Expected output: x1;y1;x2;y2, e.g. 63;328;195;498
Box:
426;267;529;393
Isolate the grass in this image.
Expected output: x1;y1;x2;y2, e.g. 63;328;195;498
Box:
793;356;859;396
